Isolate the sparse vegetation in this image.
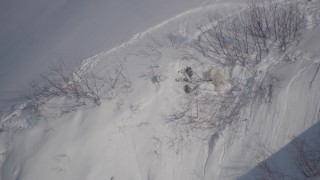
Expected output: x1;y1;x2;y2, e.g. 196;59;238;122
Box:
291;137;320;178
194;0;305;69
27;60;131;114
168;0;305;145
140;64;166;84
254;135;320;179
29;62;105;106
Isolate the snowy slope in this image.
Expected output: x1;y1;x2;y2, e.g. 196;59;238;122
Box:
1;0;320;180
0;0;207;111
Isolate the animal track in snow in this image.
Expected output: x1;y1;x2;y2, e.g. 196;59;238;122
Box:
51;154;71;175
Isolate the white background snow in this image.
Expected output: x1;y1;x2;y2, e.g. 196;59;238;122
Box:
0;0;207;110
1;0;320;180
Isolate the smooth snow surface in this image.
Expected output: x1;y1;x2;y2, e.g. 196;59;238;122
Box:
1;0;320;180
0;0;207;110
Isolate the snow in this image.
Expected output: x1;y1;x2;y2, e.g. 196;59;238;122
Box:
1;0;320;180
0;0;208;111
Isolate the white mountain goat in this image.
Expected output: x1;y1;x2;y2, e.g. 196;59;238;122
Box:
209;67;229;94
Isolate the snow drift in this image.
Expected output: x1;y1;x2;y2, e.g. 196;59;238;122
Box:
1;0;320;180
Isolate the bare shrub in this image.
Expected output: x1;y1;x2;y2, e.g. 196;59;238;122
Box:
167;33;183;48
194;16;261;73
254;136;320;179
167;87;248;143
29;60;130;110
168;0;305;151
168;66;249;141
244;1;272;49
139;64;167;84
193;0;305;70
253;73;279;103
291;137;320;178
257;160;288;180
29;62;104;105
273;4;305;51
244;0;304;51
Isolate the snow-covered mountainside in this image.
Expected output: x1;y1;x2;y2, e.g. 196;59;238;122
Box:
1;0;320;179
0;0;207;111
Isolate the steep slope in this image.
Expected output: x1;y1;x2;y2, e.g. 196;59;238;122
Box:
0;0;207;111
1;0;320;180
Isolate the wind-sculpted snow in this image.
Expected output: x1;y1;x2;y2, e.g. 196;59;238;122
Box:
0;0;208;111
1;0;320;180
